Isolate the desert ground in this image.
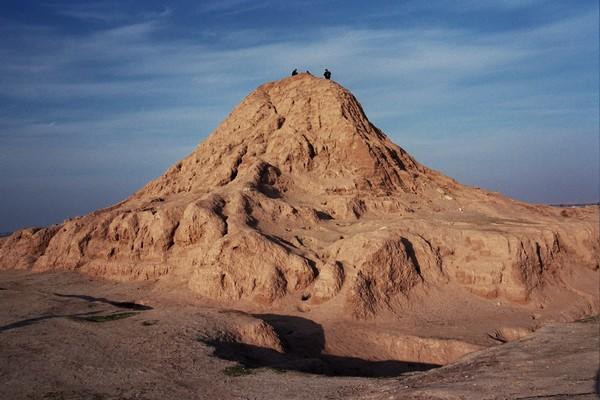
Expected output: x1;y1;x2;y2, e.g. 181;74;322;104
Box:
1;74;598;399
0;269;598;400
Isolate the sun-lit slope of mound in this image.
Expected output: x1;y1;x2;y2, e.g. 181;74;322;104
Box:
1;73;597;320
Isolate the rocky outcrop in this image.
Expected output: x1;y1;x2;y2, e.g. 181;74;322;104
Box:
189;229;317;304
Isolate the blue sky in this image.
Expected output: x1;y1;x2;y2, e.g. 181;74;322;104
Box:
0;0;598;232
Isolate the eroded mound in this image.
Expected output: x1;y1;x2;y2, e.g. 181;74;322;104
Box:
1;73;598;320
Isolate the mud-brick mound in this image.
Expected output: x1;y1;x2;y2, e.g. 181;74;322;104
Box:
1;73;598;319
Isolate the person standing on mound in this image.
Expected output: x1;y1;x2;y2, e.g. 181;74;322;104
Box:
323;68;331;79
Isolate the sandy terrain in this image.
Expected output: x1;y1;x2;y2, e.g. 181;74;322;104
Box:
0;270;597;400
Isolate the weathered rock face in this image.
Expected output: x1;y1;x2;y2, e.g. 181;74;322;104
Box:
1;73;598;318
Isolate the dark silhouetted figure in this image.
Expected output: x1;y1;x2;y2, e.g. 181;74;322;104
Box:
306;70;311;75
291;69;298;76
324;68;331;80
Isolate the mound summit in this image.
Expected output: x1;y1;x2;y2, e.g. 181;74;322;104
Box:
1;73;598;319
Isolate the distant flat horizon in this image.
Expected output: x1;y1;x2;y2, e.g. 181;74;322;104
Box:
1;149;598;233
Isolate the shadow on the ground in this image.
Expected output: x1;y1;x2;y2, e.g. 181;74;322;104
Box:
0;311;103;332
1;293;152;333
201;313;439;378
53;293;153;310
0;310;146;332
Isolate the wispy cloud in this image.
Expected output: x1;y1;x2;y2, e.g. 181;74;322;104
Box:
450;0;551;10
196;0;283;16
48;2;172;23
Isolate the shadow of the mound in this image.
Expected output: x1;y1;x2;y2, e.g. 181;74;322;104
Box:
202;313;439;378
